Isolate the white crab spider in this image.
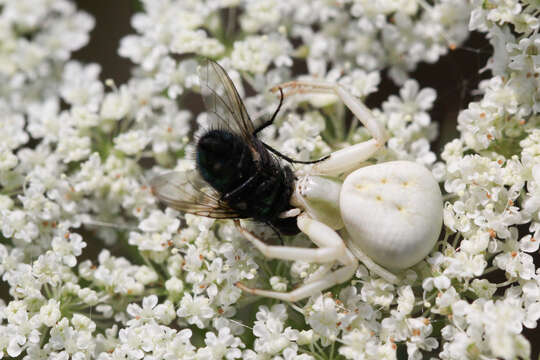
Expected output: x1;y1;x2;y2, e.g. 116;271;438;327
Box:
235;81;443;302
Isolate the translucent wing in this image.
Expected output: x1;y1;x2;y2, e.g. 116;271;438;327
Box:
198;58;255;141
150;169;240;219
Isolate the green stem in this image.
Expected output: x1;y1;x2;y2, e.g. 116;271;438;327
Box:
307;343;326;360
439;230;452;251
442;193;457;201
452;232;461;248
0;189;22;197
329;340;335;360
301;346;325;360
345;108;358;143
314;341;326;356
226;7;236;41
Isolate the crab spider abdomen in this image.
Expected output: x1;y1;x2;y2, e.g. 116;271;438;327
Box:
340;161;443;270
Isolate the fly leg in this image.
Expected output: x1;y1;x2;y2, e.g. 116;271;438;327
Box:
254;85;329;165
221;173;259;202
272;81;388;176
263;143;329;165
253;87;283;134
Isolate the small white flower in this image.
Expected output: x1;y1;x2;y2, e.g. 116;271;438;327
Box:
422;275;451;292
231;35;292;73
127;295;159;325
60;61;104;110
269;276;288;292
100;84;133;120
396;285;415;315
240;0;283;32
340;69;381;98
432;287;461;316
196;327;244;359
135;265;159;285
470;279;496;299
149;109;190;154
305;295;340;343
39;299;61;327
164;328;195;359
482;299;528;359
519;234;539;253
406;317;438;359
361;278;395;307
493;241;535;280
71;106;100;129
0;146;18;171
444;252;487;279
51;232;87;267
139;209;180;234
176;293;214;329
165;277;184;300
253;304;298;355
383;80;436;127
56;128;91;163
114;130;151;155
170;30;225;57
0;113;29;149
296;329;318;346
1;210;38;242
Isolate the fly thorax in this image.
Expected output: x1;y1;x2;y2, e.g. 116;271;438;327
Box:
293;175;344;230
196;129;253;193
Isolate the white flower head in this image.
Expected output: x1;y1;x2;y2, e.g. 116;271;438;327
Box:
114;130;151;155
176;293;214;329
39;298;61;327
305;295;341;344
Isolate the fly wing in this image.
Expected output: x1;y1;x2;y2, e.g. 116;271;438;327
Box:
150;169;240;219
198;59;255;141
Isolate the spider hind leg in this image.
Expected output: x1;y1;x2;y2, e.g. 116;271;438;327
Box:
234;215;358;301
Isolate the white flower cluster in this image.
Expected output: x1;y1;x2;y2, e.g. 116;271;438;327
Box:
430;1;540;358
0;0;539;359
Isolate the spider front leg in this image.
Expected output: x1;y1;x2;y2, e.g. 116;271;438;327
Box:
234;215;358;302
273;81;388;176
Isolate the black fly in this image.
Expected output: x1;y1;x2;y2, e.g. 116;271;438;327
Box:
151;59;327;238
